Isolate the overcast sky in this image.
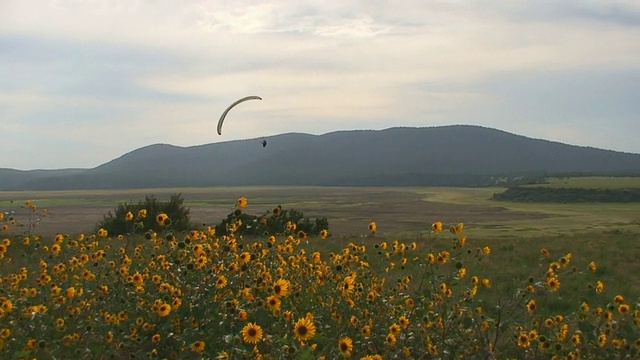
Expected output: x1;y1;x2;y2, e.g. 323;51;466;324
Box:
2;1;639;170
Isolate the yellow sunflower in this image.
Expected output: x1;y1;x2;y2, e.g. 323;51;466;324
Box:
389;323;401;335
338;336;353;357
385;333;396;346
546;277;560;292
241;323;263;344
571;333;581;345
368;221;377;234
156;213;169;226
131;272;144;287
399;315;410;328
236;197;248;208
526;299;536;313
517;333;530;348
293;317;316;342
618;303;630;315
597;333;607;347
190;340;205;353
431;221;443;233
361;325;372;338
282;310;293;322
341;274;356;295
580;302;590;313
215;275;228;289
156;303;171;317
266;295;281;313
273;279;291;298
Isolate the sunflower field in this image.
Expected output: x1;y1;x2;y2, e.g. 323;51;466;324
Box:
0;198;638;359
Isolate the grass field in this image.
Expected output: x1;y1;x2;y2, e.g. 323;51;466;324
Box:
1;184;639;358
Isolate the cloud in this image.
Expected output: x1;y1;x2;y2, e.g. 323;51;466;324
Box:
466;67;640;152
1;1;639;169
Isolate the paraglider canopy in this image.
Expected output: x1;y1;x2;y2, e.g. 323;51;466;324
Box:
217;96;262;135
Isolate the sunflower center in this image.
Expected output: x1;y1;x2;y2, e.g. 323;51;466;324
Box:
297;326;307;335
248;328;257;337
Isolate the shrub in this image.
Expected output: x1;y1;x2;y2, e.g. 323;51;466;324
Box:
214;204;329;237
96;193;192;235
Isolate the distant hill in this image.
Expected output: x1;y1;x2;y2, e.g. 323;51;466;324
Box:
2;125;640;190
0;168;86;190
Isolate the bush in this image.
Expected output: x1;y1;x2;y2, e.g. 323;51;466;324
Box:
96;193;192;235
214;204;329;237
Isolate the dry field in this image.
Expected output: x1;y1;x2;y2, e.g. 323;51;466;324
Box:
2;186;639;240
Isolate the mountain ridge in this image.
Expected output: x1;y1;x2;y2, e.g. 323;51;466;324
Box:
2;125;639;190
